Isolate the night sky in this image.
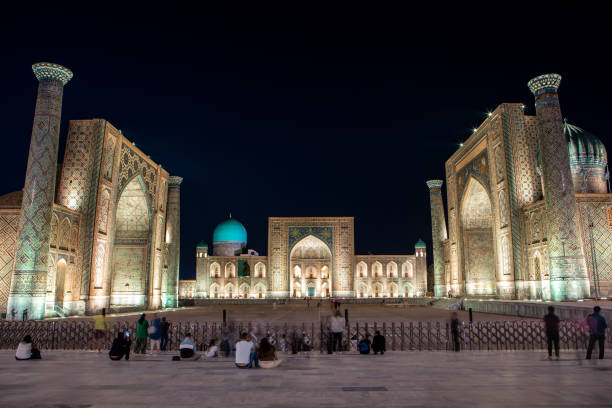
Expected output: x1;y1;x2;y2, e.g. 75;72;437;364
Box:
1;5;610;279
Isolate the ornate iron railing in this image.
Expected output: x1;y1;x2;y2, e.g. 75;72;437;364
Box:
0;319;610;352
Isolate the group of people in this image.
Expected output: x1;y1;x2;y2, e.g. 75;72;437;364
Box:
543;305;607;360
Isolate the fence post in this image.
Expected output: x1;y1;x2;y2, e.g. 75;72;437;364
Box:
391;322;396;351
401;322;404;351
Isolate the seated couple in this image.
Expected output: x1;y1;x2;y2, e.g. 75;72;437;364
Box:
15;335;41;360
109;331;132;360
235;332;282;369
179;333;201;360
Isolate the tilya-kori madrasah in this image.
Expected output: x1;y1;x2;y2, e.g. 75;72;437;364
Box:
428;73;612;301
179;217;427;300
0;63;182;320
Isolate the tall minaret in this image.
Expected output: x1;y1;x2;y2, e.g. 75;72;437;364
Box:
164;176;182;307
8;63;73;319
528;74;589;300
426;180;448;297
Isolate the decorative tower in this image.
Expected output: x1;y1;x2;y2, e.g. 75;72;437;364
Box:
528;74;589;300
164;176;182;307
414;239;427;296
8;63;73;320
426;180;448;297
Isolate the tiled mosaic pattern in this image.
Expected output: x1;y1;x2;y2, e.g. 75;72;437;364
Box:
0;213;18;313
577;200;612;296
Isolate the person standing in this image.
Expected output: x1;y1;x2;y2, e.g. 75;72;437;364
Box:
160;317;170;351
372;330;386;355
543;306;560;360
93;308;110;352
586;306;608;360
330;310;345;353
134;314;149;354
450;312;460;352
149;314;162;353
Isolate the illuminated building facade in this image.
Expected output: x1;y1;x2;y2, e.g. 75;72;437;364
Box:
0;63;181;319
180;217;427;300
429;73;611;301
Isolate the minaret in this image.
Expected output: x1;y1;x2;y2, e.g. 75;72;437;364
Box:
426;180;448;297
164;176;182;307
8;63;73;320
528;74;589;300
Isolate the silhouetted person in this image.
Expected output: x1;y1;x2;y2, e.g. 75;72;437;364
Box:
543;306;560;360
22;309;28;321
109;331;131;361
586;306;607;360
160;317;170;351
372;330;386;355
450;312;460;352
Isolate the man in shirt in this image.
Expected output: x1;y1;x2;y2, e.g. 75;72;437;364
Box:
329;310;345;353
586;306;608;360
235;332;259;368
160;317;170;351
93;308;109;352
149;314;161;354
543;306;560;360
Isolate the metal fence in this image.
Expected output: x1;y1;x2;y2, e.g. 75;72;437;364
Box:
0;319;610;352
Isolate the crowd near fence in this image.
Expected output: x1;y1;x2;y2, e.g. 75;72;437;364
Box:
0;319;610;353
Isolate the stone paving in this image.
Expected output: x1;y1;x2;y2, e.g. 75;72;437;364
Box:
1;350;611;407
46;303;537;325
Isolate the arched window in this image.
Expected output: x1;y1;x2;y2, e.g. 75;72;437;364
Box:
59;218;70;249
534;252;542;281
356;262;367;278
255;262;266;278
294;265;301;279
225;263;235;278
402;262;413;278
373;262;382;278
387;262;398;278
210;262;220;278
50;215;59;248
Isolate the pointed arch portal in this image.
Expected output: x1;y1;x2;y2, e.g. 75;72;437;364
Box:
110;176;151;307
461;178;496;295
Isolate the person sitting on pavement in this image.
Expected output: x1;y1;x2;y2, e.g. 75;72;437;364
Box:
372;330;386;355
179;333;201;360
358;334;371;355
235;332;259;368
258;337;282;368
109;331;132;361
15;335;41;360
205;339;218;358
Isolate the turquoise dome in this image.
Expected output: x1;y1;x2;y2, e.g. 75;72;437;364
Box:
213;218;247;243
565;122;607;170
415;239;426;248
196;241;208;248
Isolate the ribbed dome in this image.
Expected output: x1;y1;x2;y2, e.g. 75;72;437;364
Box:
196;241;208;248
415;239;426;248
565;122;607;170
213;218;247;243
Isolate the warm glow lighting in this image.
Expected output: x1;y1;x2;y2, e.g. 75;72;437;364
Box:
472;128;477;133
487;112;492;117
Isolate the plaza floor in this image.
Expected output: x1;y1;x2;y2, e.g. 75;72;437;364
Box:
50;303;537;324
0;350;611;407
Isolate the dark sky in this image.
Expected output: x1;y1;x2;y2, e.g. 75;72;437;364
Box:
1;5;610;279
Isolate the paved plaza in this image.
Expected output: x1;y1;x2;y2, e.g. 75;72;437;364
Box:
1;350;611;407
49;303;537;325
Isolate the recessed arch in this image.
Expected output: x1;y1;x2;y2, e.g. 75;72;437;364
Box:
356;261;367;278
210;262;221;278
386;261;398;278
289;235;332;298
401;261;413;278
372;261;382;278
461;177;496;295
110;175;151;307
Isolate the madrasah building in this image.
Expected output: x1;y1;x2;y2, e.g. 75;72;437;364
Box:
179;217;427;300
0;63;181;320
427;73;612;301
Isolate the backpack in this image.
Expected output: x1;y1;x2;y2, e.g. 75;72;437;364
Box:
358;341;369;353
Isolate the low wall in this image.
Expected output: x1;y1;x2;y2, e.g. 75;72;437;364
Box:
463;300;612;322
